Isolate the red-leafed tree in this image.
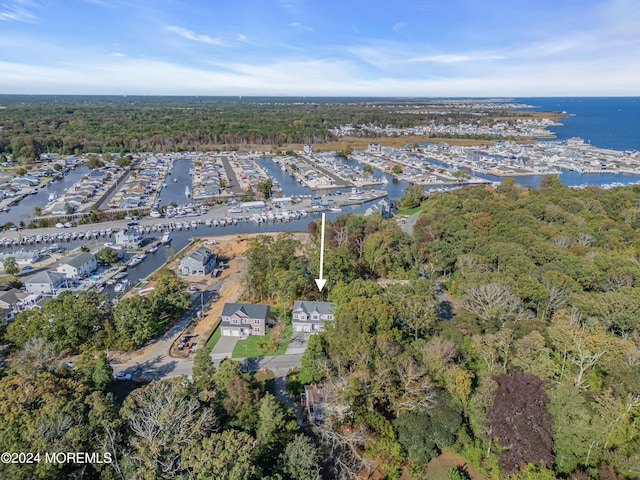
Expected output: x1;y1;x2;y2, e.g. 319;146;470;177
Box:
487;372;554;474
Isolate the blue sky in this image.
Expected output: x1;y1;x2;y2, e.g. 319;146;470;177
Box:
1;0;639;96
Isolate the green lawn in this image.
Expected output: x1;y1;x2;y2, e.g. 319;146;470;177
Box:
395;205;424;216
232;324;292;358
205;324;222;350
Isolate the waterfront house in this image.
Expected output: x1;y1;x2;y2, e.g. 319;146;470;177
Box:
220;303;269;337
0;288;30;321
292;300;336;333
24;271;67;296
368;143;382;153
0;250;41;265
179;246;217;276
55;251;97;279
115;228;142;248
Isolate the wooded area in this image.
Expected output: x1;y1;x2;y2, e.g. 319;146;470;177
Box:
0;96;537;160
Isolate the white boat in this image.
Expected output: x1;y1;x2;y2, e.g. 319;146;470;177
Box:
114;280;129;294
126;256;142;268
148;245;158;253
163;182;167;187
185;186;191;198
150;209;162;218
205;219;212;227
329;207;343;212
228;206;243;214
174;178;178;182
48;192;57;202
348;195;364;200
160;232;172;244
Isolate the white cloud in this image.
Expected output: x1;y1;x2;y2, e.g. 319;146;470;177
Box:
289;22;312;32
0;0;38;22
392;22;407;34
111;52;125;57
165;25;225;46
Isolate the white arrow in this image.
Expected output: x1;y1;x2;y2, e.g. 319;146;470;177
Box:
315;212;327;291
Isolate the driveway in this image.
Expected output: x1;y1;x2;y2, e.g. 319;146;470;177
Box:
285;332;311;355
210;334;238;360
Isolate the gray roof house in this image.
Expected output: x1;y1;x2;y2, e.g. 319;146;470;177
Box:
55;251;97;279
292;300;336;333
180;246;217;276
220;303;269;337
24;270;67;296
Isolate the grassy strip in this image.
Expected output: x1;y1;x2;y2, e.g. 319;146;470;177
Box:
395;205;423;216
232;324;292;358
205;324;222;350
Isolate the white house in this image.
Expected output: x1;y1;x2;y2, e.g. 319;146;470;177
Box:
55;251;97;279
0;250;41;265
115;228;142;248
24;271;67;296
291;300;336;333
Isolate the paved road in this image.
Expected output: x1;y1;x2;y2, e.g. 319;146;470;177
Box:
400;210;422;235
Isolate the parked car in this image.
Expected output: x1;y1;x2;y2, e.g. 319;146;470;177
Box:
114;372;132;381
62;361;73;369
20;265;33;271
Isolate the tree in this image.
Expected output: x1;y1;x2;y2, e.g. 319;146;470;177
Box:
281;434;321;480
391;164;403;175
299;334;327;384
115;156;132;168
394;390;462;465
185;430;257;480
86;155;104;169
362;164;373;175
3;256;19;276
96;246;120;265
192;346;217;392
33;206;42;216
487;373;554;474
256;178;273;199
398;184;423;210
121;378;217;479
242;185;255;201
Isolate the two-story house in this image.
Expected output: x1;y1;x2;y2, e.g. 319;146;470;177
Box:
115;228;142;248
56;251;97;279
220;303;269;337
180;246;217;276
24;270;67;296
291;300;336;333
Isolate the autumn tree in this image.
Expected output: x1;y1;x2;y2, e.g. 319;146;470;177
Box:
487;373;554;474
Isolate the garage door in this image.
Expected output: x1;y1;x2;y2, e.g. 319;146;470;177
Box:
232;330;240;337
222;329;231;336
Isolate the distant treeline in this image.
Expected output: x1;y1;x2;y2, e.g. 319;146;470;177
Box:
0;96;525;160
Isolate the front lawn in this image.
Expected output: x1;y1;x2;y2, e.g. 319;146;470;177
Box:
232;324;292;358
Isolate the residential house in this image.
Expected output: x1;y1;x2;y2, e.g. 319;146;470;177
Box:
368;143;382;153
55;251;97;279
291;300;336;333
115;228;142;248
179;246;217;276
0;288;30;321
24;270;67;295
220;303;269;337
0;250;41;265
303;144;314;154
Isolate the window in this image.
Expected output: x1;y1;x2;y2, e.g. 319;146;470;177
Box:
254;318;261;325
253;327;260;333
232;318;239;325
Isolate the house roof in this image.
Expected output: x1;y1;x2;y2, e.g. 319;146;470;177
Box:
25;270;66;285
222;303;269;320
0;288;26;306
292;300;336;316
184;246;214;263
59;251;95;269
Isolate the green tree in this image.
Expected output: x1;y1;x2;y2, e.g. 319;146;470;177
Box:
299;334;327;384
281;434;322;480
185;430;257;480
393;390;463;465
363;164;373;175
96;247;120;265
398;184;424;210
391;164;403;175
3;256;19;277
192;345;217;392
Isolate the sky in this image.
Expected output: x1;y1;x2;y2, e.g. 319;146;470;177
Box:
0;0;639;96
